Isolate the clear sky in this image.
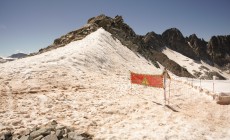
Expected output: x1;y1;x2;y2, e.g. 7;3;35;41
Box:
0;0;229;57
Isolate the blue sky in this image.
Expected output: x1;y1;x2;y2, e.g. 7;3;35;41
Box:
0;0;229;57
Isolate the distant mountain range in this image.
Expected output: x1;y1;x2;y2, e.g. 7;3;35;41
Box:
9;53;27;58
14;15;230;79
0;53;27;63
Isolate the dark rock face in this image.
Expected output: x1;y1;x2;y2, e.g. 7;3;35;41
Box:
142;32;164;51
186;34;209;61
207;35;230;67
162;28;199;60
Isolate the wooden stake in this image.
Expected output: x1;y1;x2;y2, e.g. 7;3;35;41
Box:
213;76;216;93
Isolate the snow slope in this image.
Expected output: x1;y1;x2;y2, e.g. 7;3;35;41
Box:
162;47;230;79
0;28;161;94
0;28;230;139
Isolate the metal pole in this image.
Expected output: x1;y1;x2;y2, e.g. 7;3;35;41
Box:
164;71;167;105
213;76;216;93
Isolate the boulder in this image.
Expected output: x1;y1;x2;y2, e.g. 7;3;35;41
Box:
3;131;12;140
68;132;84;140
29;128;52;139
19;135;30;140
0;121;93;140
33;135;43;140
216;93;230;105
55;129;65;139
42;134;58;140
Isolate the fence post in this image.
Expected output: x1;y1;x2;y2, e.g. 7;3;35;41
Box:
199;78;201;91
168;79;171;105
163;70;167;105
213;76;216;93
192;78;193;87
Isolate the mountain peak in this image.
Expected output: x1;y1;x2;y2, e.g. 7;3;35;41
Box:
88;14;124;24
189;34;198;39
162;28;184;40
28;14;229;79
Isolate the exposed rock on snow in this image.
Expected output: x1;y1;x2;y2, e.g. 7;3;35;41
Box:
0;120;92;140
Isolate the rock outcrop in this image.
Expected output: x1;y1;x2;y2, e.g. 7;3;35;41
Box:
186;34;209;61
35;23;99;55
162;28;199;61
0;120;93;140
207;35;230;67
142;31;164;51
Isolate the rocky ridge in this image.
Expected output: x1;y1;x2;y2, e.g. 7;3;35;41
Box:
30;14;230;79
32;15;193;78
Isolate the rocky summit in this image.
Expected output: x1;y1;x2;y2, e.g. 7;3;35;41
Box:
29;14;230;79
